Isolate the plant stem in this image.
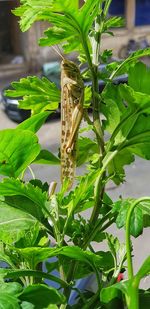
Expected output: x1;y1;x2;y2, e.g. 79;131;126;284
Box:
125;287;139;309
82;289;100;309
81;35;104;154
126;197;150;280
82;211;115;249
81;38;104;224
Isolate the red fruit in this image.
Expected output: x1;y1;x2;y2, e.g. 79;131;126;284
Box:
117;273;124;282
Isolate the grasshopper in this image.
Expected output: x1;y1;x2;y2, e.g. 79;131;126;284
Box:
61;59;84;190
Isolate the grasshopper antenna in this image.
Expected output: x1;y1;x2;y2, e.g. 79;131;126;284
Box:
52;45;64;60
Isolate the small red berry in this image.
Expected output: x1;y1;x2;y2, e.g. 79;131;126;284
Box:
117;273;124;282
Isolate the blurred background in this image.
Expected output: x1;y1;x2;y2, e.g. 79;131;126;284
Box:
0;0;150;76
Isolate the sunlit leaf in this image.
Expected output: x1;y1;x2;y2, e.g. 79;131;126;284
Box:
13;0;53;32
77;137;98;166
0;129;40;178
17;111;51;133
5;76;60;115
34;150;60;165
109;49;150;79
0;282;22;309
0;178;48;223
0;201;36;244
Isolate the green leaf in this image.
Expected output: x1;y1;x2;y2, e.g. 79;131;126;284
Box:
0;294;20;309
0;248;15;268
113;199;144;237
101;284;122;305
103;69;150;183
65;169;100;213
136;256;150;284
130;207;143;238
104;16;124;32
34;150;60;165
92;232;106;243
0;201;36;244
100;49;113;63
17;111;51;133
138;200;150;227
19;284;66;307
124;113;150;160
0;282;22;309
14;0;100;55
110;49;150;79
84;86;92;107
119;83;150;113
13;1;53;32
100;279;131;305
138;201;150;214
106;233;119;265
21;301;34;309
0;282;22;294
106;233;126;276
0;178;48;223
4;269;68;288
78;0;100;34
62;251;114;280
5;76;60;115
128;62;150;95
77;137;98;166
107;149;134;184
101;257;150;308
17;246;113;272
51;0;79;12
0;129;40;178
39;26;72;47
102;83;126;134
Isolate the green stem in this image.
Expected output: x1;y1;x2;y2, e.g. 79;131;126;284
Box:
125;287;139;309
103;0;112;16
82;211;114;249
79;34;104;230
82;290;100;309
126;197;150;279
81;35;104;151
28;165;35;179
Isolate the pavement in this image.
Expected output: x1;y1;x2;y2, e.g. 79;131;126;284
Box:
0;74;150;289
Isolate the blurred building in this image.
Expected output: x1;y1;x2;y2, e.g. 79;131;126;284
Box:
103;0;150;56
0;0;57;76
0;0;150;76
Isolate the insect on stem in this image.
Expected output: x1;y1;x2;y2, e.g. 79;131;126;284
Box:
60;59;84;190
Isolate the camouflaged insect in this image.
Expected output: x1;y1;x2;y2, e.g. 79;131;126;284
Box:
61;59;84;190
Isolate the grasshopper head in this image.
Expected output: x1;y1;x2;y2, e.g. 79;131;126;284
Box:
62;59;80;79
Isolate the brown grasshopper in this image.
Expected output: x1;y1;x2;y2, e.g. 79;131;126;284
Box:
61;59;84;190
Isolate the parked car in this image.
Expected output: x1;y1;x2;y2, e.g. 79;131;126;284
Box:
1;84;31;122
0;61;127;122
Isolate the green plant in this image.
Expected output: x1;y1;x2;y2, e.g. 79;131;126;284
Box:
0;1;150;308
